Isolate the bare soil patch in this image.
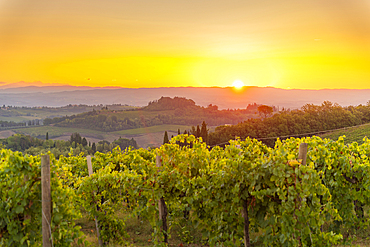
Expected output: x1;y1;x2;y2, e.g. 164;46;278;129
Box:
0;130;16;139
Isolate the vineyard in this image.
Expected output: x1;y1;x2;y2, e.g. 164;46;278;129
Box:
1;134;370;246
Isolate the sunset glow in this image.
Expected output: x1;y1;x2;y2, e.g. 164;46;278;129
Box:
1;1;370;89
232;80;244;90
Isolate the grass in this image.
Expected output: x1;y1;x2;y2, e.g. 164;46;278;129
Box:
111;125;193;136
0;116;42;122
75;210;206;247
319;123;370;144
75;210;370;247
13;105;136;119
14;126;106;138
113;110;176;121
0;105;137;122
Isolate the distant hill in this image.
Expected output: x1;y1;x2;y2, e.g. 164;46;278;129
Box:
0;81;119;92
44;96;258;132
1;84;370;109
0;104;136;123
143;97;197;111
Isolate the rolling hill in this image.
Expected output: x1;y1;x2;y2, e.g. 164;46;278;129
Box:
1;85;370;109
319;123;370;145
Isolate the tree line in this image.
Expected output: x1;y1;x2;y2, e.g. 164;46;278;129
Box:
163;121;209;145
0;132;138;158
208;101;370;146
0;120;26;128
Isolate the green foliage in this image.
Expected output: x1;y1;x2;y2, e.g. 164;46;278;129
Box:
70;132;82;144
144;96;196;111
112;137;138;150
2;133;43;152
0;150;86;246
0;120;25;129
77;164;128;244
257;105;273;118
210;101;370;147
1;133;138;158
200;121;208;143
320;123;370;144
4;134;370;246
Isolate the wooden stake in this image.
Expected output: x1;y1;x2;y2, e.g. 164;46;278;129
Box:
41;155;52;247
87;155;93;176
242;199;251;247
298;143;308;245
236;145;251;247
87;155;103;247
298;143;308;166
156;155;162;168
156;155;168;243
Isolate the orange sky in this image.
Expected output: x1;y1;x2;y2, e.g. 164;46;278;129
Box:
0;0;369;89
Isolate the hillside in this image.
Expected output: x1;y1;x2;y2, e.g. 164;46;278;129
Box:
209;101;370;147
43;96;259;132
0;104;136;123
8;124;193;149
319;123;370;144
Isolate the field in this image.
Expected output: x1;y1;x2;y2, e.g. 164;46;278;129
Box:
319;123;370;144
8;124;193;148
0;115;40;122
0;105;137;122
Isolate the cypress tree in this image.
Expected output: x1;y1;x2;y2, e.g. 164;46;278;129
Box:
163;131;169;144
82;137;88;147
196;125;201;138
200;121;208;143
46;132;49;140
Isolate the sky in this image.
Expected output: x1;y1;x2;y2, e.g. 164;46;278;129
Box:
0;0;369;89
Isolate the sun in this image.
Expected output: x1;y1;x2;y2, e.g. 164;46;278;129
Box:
232;80;244;89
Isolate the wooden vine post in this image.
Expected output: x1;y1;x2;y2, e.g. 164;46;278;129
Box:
298;143;308;166
298;143;308;243
41;155;52;247
156;155;168;243
87;155;103;247
236;145;251;247
242;198;251;247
